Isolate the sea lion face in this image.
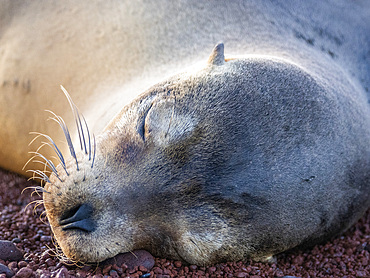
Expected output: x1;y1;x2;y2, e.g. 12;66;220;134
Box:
42;89;230;264
43;86;234;264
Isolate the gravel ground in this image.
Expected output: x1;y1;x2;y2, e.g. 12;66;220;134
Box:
0;168;369;278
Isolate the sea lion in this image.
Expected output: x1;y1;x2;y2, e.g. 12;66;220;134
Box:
43;44;370;264
1;0;369;265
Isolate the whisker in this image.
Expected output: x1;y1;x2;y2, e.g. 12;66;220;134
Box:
76;107;88;155
46;110;79;171
82;114;92;161
27;176;48;184
28;133;43;146
21;186;51;195
129;250;139;259
39;210;48;225
24;200;46;218
29;160;63;184
60;86;96;169
28;152;62;182
30;159;51;172
24;200;43;213
27;167;42;186
48;236;83;266
23;155;37;172
31;190;42;198
23;142;52;172
36;142;69;176
31;200;45;213
60;86;88;156
26;170;52;184
45;243;70;264
29;152;57;174
29;132;68;175
33;200;45;211
28;88;95;177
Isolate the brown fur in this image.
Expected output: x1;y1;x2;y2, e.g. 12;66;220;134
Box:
0;0;369;265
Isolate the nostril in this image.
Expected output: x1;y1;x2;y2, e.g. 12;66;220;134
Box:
60;205;81;223
60;204;93;225
59;204;96;232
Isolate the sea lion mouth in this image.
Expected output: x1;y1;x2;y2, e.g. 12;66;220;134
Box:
59;203;96;233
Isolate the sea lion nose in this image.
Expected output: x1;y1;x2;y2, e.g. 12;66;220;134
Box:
59;204;96;232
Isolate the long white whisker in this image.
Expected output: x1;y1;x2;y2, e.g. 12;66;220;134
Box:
35;141;69;176
29;159;63;183
22;186;51;195
30;131;68;175
28;152;62;182
60;86;88;155
46;110;79;171
26;170;51;184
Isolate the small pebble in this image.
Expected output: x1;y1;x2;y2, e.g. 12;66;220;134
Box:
14;267;32;278
153;267;163;274
12;238;21;244
0;263;14;278
40;236;52;242
189;265;197;271
18;261;27;268
53;266;70;278
0;241;23;261
236;272;247;278
109;269;119;278
7;262;17;271
174;261;182;268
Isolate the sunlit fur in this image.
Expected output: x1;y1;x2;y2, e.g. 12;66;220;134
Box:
37;47;370;264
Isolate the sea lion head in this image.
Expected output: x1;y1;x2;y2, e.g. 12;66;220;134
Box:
41;43;370;265
43;44;236;265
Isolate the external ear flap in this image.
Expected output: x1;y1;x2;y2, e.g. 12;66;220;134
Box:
207;42;225;66
144;99;197;146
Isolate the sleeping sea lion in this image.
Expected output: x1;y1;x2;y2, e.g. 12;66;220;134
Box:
0;0;369;265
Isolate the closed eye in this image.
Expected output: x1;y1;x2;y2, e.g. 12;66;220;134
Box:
136;102;153;141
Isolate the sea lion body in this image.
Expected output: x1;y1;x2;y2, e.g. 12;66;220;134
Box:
0;0;369;265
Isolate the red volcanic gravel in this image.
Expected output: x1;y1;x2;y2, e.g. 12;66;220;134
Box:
0;168;369;278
